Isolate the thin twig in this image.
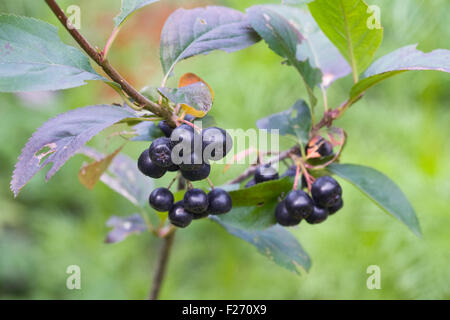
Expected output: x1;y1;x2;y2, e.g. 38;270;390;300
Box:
149;231;176;300
44;0;177;126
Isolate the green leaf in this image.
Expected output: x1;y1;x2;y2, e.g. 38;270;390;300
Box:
210;218;311;274
160;6;260;78
0;14;105;92
247;5;321;106
308;0;383;82
350;44;450;99
229;177;293;206
257;100;311;145
11;105;136;197
131;121;163;141
158;83;213;117
114;0;159;27
105;214;147;243
327;163;421;236
215;201;278;230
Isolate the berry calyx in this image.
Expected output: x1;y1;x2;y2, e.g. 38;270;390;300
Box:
275;201;302;226
254;164;279;183
328;198;343;215
149;137;174;168
285;190;314;219
168;201;193;228
207;188;232;215
184;188;208;214
311;176;342;208
137;149;166;178
181;163;211;181
306;206;329;224
149;187;174;212
158;120;174;138
202;127;233;161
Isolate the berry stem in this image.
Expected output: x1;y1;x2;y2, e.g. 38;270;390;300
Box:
44;0;177;127
292;164;301;190
206;177;215;190
167;172;181;190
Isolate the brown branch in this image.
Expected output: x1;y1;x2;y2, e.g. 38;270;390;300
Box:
149;231;176;300
44;0;177;126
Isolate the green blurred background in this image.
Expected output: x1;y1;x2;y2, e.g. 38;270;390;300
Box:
0;0;449;299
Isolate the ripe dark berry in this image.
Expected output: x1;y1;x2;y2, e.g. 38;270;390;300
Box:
192;211;209;220
311;176;342;208
168;201;193;228
170;124;195;147
275;201;302;226
285;190;314;219
181;163;211;181
328;198;343;215
306;136;334;158
179;152;205;171
306;206;329;224
207;188;232;215
245;178;256;188
149;137;174;168
184;188;208;214
254;164;279;183
167;163;180;172
149;188;174;212
202;127;233;161
137;149;166;178
158;120;174;137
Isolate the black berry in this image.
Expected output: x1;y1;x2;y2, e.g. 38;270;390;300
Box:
158;120;174;137
254;164;279;183
170;124;195;147
168;201;193;228
179;151;205;171
167;163;180;172
184;188;208;214
306;206;329;224
207;188;232;215
181;163;211;181
311;176;342;208
137;149;166;178
275;201;302;226
149;188;174;212
202;127;233;161
149;137;174;168
328;198;343;215
285;190;314;219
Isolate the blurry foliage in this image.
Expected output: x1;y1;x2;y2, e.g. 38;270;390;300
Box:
0;0;449;299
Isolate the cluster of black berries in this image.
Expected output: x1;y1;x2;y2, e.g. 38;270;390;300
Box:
148;187;232;228
275;176;343;226
137;117;233;228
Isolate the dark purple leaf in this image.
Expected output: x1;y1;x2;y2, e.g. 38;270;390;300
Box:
105;214;147;243
11;105;136;197
351;44;450;99
160;6;260;77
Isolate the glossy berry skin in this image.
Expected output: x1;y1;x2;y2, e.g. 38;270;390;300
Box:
179;152;205;171
285;190;314;219
137;149;166;178
306;206;329;224
181;163;211;181
311;176;342;208
328;198;343;215
167;163;180;172
168;201;193;228
275;201;302;226
158;120;174;137
170;124;195;147
149;188;174;212
202;127;233;161
254;164;279;183
184;188;208;214
149;137;174;168
207;188;232;215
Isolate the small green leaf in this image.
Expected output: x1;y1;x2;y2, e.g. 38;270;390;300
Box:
211;217;311;274
257;100;311;145
114;0;159;27
0;14;105;92
247;5;321;106
158;83;213;117
350;44;450;100
229;177;293;206
131;121;163;141
308;0;383;81
214;201;278;230
327;163;421;236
